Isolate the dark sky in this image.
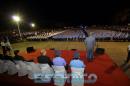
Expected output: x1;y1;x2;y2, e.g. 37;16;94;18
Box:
0;0;130;29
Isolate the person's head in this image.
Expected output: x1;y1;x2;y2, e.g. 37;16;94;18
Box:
89;32;93;36
40;49;46;56
14;50;20;56
73;51;80;60
55;50;61;57
26;46;35;53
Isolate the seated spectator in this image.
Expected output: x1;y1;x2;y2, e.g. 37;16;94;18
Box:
18;46;41;63
53;50;68;70
37;49;53;67
26;46;35;53
70;51;85;68
3;51;14;62
13;50;24;61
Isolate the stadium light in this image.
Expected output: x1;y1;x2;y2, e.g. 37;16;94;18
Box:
12;15;22;40
30;23;35;28
12;15;20;22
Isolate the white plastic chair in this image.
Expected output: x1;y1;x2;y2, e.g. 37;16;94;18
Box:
39;64;54;74
6;60;18;75
25;62;41;79
0;60;9;73
37;64;54;83
15;60;29;76
53;66;67;86
71;67;85;86
0;60;5;73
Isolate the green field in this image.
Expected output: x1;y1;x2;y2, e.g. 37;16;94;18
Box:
0;41;130;78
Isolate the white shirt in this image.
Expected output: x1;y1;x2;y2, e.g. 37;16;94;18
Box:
1;42;5;46
128;45;130;50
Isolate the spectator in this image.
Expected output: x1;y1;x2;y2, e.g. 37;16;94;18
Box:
53;50;68;70
70;51;85;68
13;50;24;61
37;49;53;67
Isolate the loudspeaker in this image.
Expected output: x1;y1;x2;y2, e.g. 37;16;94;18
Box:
71;49;77;51
50;48;55;50
95;48;105;55
26;47;35;53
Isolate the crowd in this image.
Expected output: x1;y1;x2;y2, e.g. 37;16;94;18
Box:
51;29;129;41
1;27;130;42
26;30;66;41
52;29;85;41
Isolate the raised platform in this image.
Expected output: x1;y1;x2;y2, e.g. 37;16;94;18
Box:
0;50;130;86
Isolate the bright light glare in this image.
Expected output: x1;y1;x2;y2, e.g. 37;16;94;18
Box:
31;23;35;27
12;15;20;22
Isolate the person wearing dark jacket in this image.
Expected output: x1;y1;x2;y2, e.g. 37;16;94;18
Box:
37;49;53;67
13;50;24;61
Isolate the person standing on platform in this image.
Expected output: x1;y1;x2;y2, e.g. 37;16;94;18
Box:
82;27;96;61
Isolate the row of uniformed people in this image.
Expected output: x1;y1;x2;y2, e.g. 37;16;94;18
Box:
52;29;85;41
26;31;62;41
52;29;130;41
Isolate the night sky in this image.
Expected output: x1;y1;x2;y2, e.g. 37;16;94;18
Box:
0;0;130;30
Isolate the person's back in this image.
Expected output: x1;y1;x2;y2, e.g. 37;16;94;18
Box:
38;55;53;66
53;50;66;66
70;59;85;68
70;51;85;68
85;35;95;50
13;50;24;61
38;49;53;67
53;57;66;66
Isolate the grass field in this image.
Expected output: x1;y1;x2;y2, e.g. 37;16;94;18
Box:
0;41;130;78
